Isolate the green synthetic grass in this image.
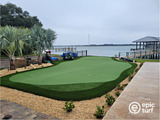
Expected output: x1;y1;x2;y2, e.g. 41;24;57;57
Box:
132;58;160;63
0;56;137;101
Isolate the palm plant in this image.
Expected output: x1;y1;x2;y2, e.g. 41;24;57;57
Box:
45;29;56;51
30;25;46;64
0;26;31;69
30;25;57;64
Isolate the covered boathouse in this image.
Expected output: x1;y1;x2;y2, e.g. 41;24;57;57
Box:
132;36;160;51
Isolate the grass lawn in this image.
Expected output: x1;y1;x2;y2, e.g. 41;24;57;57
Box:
1;56;137;101
133;58;160;63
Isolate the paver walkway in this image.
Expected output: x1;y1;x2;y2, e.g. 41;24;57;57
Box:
103;62;159;120
0;100;60;119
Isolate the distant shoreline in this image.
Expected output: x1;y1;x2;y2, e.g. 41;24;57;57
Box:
54;44;135;47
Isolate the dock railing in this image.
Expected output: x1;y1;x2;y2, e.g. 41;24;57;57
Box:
77;50;87;57
119;49;160;59
52;47;77;52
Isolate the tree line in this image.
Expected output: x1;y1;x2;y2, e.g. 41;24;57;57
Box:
0;3;57;67
0;3;42;28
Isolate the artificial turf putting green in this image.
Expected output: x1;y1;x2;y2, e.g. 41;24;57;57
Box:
1;56;137;101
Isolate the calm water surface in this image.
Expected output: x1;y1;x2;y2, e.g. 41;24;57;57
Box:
52;46;135;57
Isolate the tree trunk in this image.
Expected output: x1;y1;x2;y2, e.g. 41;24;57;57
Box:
38;55;42;65
10;58;16;70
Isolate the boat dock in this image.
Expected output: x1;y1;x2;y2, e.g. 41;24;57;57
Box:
119;50;160;59
103;62;159;119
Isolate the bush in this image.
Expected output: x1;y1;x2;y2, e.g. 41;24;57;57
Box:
63;101;75;112
115;90;120;96
105;94;115;106
122;83;128;87
94;106;105;119
115;84;124;91
16;71;18;73
128;75;133;81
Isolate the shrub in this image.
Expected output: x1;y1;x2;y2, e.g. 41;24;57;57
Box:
24;66;26;69
115;87;118;91
16;71;18;73
94;106;105;119
128;75;133;81
115;90;120;96
122;83;128;87
105;94;115;106
116;84;124;90
42;65;44;68
63;101;75;112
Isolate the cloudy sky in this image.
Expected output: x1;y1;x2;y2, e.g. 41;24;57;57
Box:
1;0;159;45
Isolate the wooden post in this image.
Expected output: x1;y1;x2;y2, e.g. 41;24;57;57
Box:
136;42;138;50
155;52;157;59
143;42;145;49
148;51;150;59
149;51;151;59
118;52;121;58
140;51;142;59
86;50;87;56
126;52;129;58
153;42;155;52
145;51;147;59
82;50;83;56
134;52;136;58
155;42;157;52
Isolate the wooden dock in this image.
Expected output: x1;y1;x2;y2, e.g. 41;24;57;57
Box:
119;50;160;59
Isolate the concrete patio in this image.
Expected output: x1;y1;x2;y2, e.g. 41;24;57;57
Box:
103;62;159;120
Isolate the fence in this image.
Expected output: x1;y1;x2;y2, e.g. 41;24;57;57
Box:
77;50;87;57
119;49;160;59
52;47;76;52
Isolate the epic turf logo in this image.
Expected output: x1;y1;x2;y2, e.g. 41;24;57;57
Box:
129;102;155;114
129;102;141;114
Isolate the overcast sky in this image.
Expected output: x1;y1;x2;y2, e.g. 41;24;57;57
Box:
1;0;159;45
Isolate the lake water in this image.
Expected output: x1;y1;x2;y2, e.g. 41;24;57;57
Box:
52;46;135;57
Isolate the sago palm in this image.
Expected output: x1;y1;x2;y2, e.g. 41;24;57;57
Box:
0;26;31;67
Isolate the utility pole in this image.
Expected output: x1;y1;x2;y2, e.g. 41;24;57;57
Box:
88;34;90;45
